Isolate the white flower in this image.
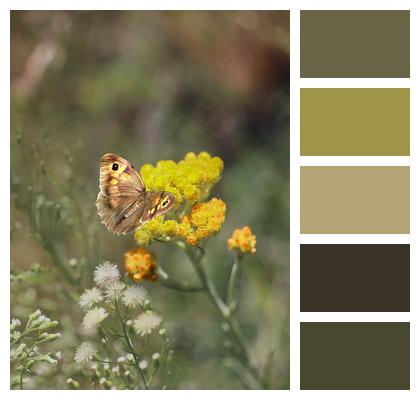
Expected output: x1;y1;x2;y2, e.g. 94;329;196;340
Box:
104;281;126;301
69;258;78;267
122;285;148;308
74;342;96;366
82;307;108;331
12;331;21;340
79;287;103;309
10;318;21;331
94;261;120;288
133;311;162;336
139;360;148;370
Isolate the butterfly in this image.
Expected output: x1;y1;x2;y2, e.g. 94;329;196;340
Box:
96;153;176;235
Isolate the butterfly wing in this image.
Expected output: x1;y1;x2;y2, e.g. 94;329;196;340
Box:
96;192;145;234
98;153;145;197
96;153;176;235
138;191;176;226
96;153;146;234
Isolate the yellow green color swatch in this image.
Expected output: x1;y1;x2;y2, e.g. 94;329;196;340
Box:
301;89;410;156
300;166;410;234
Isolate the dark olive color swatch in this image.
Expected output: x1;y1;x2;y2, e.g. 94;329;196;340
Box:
300;322;410;390
300;244;410;312
300;11;410;78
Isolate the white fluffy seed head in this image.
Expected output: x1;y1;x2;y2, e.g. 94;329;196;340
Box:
133;311;162;336
104;281;126;301
74;342;96;366
139;360;148;370
79;287;103;309
122;285;148;308
93;261;120;288
82;307;108;331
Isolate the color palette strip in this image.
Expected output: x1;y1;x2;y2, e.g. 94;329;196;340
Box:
300;244;410;312
300;322;410;389
299;9;411;391
300;10;410;78
300;166;410;234
300;88;410;156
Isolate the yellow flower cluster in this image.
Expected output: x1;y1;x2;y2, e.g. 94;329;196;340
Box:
177;198;226;246
227;226;257;254
134;198;227;247
134;152;226;247
134;216;175;246
140;151;223;205
124;248;158;282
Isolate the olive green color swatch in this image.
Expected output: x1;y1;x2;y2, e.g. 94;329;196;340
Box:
300;322;410;389
300;89;410;156
300;10;410;78
300;166;410;234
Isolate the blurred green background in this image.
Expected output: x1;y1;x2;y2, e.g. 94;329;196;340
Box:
11;11;289;389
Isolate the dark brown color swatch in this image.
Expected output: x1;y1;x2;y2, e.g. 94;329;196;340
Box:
300;322;410;390
300;244;410;312
300;11;410;78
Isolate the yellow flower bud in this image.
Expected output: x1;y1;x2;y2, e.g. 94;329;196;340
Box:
162;220;178;236
227;226;257;254
184;152;197;162
153;175;167;190
183;184;200;202
124;248;158;282
198;151;211;161
134;229;152;246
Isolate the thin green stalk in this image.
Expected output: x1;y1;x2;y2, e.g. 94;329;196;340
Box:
226;252;241;311
223;357;262;389
157;266;204;293
43;241;80;293
185;247;229;317
69;188;94;287
115;300;148;389
19;352;28;390
19;344;36;390
184;246;263;388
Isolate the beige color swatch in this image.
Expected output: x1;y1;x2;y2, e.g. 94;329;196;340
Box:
301;167;410;234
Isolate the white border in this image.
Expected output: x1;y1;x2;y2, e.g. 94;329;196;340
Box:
2;1;419;399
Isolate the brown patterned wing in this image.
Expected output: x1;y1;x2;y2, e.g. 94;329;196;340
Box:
96;192;145;234
96;154;176;235
98;153;145;197
96;153;146;234
138;191;176;226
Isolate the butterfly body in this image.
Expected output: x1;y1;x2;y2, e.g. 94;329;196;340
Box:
96;153;175;234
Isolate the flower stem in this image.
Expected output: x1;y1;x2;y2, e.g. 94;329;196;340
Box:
157;266;204;292
226;252;241;311
19;344;36;390
184;246;263;388
114;300;148;389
